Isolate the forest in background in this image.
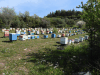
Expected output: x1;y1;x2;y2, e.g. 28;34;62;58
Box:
0;8;84;29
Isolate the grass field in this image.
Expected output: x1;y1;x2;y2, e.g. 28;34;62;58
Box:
0;29;91;75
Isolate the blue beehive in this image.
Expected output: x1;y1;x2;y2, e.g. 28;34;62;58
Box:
17;34;20;37
24;32;26;34
49;31;52;34
37;36;39;39
9;33;17;41
51;34;56;38
75;31;77;32
44;35;48;38
31;36;35;39
69;31;71;33
21;32;24;35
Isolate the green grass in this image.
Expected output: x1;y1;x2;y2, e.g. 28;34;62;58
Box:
0;29;97;75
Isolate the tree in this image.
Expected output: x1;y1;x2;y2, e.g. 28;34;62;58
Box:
0;7;16;28
77;0;100;74
0;18;5;28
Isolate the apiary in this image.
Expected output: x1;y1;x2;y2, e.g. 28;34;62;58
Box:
9;33;17;41
66;33;69;37
19;35;27;41
61;33;65;37
31;35;35;39
60;37;68;44
4;31;9;37
85;35;89;40
51;34;56;38
79;36;84;42
74;38;80;43
57;34;61;38
44;35;48;38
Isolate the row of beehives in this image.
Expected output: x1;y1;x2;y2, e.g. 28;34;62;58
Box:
60;35;89;45
4;28;85;38
1;27;82;33
8;31;87;41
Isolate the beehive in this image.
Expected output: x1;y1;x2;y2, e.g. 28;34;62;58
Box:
61;33;65;37
49;31;52;34
46;31;49;34
79;37;84;42
34;35;39;39
60;31;62;33
51;34;56;38
4;31;9;37
66;33;69;37
21;32;25;35
69;31;71;33
28;30;31;32
27;35;31;39
44;35;48;38
60;37;68;44
36;31;39;35
16;31;21;37
9;33;17;41
30;32;34;35
57;34;61;38
75;31;77;32
71;39;74;44
85;35;89;40
19;35;27;41
68;39;72;45
24;30;26;32
74;38;79;43
31;35;35;39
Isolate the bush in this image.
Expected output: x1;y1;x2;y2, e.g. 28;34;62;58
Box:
53;27;58;34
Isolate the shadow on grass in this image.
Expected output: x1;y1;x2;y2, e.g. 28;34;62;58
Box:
0;37;4;38
2;40;16;43
22;44;99;75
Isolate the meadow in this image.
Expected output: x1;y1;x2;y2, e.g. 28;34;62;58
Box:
0;29;92;75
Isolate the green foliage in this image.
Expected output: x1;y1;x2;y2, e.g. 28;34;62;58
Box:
53;27;58;33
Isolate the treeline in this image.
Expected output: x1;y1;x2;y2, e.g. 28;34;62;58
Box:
0;7;83;29
46;9;83;19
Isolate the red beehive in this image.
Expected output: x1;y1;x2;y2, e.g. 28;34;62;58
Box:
4;31;9;37
61;33;65;37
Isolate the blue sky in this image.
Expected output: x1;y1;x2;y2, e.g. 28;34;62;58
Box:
0;0;88;18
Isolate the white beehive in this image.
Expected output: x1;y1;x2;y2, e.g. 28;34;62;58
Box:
66;34;69;37
71;39;74;44
36;31;39;34
79;37;84;42
68;40;72;45
60;37;68;44
19;35;27;41
74;38;79;43
57;35;61;38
